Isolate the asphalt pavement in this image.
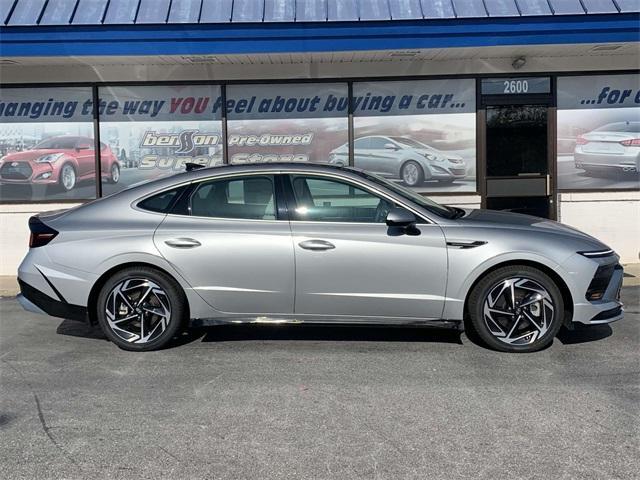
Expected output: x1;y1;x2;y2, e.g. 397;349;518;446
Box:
1;287;638;480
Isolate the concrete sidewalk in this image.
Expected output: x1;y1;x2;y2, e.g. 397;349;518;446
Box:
1;264;639;297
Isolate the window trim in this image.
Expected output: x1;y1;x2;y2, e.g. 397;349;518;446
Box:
281;172;433;225
185;172;282;222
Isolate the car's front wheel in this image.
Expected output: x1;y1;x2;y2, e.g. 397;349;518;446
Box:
466;265;564;353
109;163;120;184
96;267;187;351
59;163;77;191
400;161;424;187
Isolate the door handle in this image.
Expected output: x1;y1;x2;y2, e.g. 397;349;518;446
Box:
164;238;201;248
298;239;335;251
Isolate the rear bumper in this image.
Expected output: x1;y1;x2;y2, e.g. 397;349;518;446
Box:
574;151;639;172
18;278;88;322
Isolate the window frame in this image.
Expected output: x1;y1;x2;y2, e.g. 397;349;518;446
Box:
185;172;285;222
281;172;432;225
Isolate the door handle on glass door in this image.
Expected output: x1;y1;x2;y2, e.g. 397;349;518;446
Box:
165;238;201;248
298;239;335;251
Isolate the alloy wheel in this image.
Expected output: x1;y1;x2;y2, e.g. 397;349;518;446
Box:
402;163;420;185
482;277;554;346
111;164;120;183
61;165;76;190
105;278;171;344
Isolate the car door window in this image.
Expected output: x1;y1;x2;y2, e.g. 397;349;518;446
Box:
369;137;393;150
191;176;276;220
290;176;393;223
354;137;371;150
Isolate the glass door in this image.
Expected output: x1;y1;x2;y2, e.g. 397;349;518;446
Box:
485;104;552;218
480;76;554;219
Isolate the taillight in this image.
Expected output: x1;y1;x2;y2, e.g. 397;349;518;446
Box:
620;138;640;146
575;136;589;145
28;216;58;248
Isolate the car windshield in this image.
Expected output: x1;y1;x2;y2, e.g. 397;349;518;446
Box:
353;170;458;219
34;137;79;149
594;122;640;133
390;137;428;148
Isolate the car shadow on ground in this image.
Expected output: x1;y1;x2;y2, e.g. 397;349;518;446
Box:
556;324;613;345
54;320;614;349
54;319;464;347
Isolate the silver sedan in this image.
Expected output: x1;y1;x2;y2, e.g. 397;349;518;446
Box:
17;163;623;353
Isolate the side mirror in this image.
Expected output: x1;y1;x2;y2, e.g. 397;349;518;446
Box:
386;207;416;228
384;143;398;150
76;144;91;151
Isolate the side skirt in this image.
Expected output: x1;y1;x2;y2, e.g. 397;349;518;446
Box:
190;314;461;329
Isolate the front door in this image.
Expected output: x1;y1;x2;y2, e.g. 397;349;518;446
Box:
154;174;295;315
284;174;448;320
481;77;554;219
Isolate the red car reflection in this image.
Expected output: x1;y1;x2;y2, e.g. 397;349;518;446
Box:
0;136;120;192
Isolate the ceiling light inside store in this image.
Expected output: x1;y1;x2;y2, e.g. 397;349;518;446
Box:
590;44;623;52
180;55;221;64
388;51;419;58
511;56;526;69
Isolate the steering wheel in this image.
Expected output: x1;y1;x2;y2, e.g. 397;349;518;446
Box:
374;200;392;223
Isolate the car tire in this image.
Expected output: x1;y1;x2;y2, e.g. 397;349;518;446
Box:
466;265;564;353
59;163;77;191
96;267;188;352
400;161;424;187
108;163;120;184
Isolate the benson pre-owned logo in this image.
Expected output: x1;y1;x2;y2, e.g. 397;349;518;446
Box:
139;130;221;171
140;130;220;154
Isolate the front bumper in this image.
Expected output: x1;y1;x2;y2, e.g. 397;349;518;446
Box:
429;163;467;179
563;254;624;326
0;161;59;184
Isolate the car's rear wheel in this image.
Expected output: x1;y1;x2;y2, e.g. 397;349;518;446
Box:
467;265;564;353
109;163;120;184
59;163;76;191
401;161;424;187
96;267;187;351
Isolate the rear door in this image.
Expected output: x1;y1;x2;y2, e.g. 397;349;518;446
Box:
154;174;295;315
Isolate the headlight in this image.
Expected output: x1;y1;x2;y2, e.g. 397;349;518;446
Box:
422;152;440;161
36;153;64;163
578;249;615;258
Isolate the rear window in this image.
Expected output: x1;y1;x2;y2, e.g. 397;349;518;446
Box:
137;187;184;213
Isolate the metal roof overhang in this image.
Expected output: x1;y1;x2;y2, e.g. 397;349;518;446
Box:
1;13;638;58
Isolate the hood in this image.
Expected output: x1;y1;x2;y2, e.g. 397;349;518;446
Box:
459;209;607;248
1;149;71;162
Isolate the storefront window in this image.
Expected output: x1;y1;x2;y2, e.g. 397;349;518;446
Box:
557;74;640;191
226;83;348;165
352;79;476;193
98;85;223;196
0;87;97;202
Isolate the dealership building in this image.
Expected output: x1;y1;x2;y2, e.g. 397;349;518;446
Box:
0;0;638;274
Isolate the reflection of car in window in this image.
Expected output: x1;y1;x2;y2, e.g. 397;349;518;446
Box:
0;135;121;192
329;135;466;187
574;121;640;176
